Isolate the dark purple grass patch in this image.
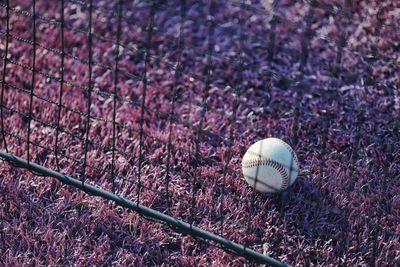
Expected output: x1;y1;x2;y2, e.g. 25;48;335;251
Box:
0;0;399;266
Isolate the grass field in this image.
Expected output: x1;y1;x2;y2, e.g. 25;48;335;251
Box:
0;0;399;266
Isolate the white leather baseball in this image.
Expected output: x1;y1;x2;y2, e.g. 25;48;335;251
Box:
242;138;299;193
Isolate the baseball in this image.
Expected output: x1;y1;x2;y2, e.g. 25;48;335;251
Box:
242;138;299;193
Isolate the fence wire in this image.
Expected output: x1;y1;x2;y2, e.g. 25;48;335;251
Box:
0;0;398;266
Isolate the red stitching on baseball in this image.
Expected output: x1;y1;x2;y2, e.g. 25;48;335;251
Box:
242;158;289;191
276;139;299;169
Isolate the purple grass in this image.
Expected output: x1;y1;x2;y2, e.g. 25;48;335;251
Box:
0;0;399;266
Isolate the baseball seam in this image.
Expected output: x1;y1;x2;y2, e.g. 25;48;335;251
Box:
242;158;289;191
276;139;299;170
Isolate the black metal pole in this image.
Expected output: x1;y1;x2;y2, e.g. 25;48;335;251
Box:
0;151;289;266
